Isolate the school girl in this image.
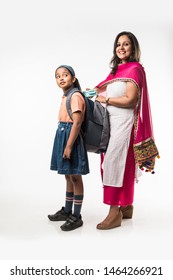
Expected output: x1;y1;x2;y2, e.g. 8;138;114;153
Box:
48;65;89;231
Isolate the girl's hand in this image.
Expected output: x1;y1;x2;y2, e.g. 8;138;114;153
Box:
63;146;72;159
63;112;82;160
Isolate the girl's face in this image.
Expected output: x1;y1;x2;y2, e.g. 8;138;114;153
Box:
55;67;76;92
116;35;133;64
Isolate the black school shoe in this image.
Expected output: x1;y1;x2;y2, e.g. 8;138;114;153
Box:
60;214;83;231
48;207;71;221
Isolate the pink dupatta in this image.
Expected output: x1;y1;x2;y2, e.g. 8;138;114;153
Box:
96;62;159;173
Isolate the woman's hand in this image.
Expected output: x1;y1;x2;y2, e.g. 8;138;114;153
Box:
95;95;106;103
96;82;139;108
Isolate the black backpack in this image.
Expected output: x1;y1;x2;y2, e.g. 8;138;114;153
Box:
66;87;110;154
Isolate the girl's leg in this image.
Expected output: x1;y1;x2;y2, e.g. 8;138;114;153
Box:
47;175;73;221
70;175;84;217
60;175;84;231
64;175;74;214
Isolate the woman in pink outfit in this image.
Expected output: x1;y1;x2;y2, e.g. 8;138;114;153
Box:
95;31;159;230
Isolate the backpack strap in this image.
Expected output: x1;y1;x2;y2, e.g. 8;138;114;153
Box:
66;87;83;121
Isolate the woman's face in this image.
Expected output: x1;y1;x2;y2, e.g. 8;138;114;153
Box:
116;35;133;63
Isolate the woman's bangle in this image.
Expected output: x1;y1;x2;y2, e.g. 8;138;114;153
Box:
105;97;110;104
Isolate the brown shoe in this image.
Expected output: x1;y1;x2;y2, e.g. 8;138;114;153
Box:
97;209;123;230
120;205;133;219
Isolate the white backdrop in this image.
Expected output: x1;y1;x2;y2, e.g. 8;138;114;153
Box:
0;0;173;262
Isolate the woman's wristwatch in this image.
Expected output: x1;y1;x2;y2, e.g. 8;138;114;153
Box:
105;97;110;104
